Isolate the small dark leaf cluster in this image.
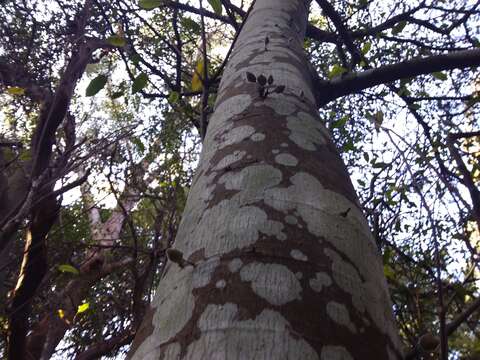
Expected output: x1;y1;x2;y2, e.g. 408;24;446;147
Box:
246;72;285;99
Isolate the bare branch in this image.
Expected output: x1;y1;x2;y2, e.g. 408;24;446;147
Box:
316;48;480;106
74;330;135;360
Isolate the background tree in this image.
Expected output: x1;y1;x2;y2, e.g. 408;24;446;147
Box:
0;0;479;359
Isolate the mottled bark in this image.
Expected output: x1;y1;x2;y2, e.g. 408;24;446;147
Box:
128;0;403;359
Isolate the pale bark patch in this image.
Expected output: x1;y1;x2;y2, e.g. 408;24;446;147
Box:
326;301;357;333
175;164;286;259
251;133;266;142
256;96;297;116
184;202;286;258
228;258;243;273
219;165;282;192
159;342;181;360
213;151;247;171
324;248;366;313
184;303;319;360
240;262;302;305
324;247;401;349
216;280;227;289
286;114;328;151
192;257;221;288
297;112;332;140
129;267;195;359
285;215;298;225
219;125;256;148
290;249;308;261
263;171;401;348
275;153;299;167
213;95;252;122
309;272;332;293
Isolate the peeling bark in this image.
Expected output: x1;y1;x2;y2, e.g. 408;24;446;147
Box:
128;0;403;359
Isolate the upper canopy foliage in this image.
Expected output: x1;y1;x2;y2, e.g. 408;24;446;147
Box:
0;0;479;358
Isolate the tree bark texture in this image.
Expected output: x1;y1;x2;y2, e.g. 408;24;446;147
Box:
128;0;403;359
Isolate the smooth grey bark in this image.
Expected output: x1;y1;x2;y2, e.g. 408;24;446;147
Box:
128;0;403;359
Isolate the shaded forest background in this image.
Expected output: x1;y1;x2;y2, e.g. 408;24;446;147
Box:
1;0;480;358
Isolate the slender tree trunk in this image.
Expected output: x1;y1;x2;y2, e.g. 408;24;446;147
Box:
24;175;140;360
129;0;403;358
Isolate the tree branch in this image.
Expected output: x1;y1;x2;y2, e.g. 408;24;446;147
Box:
316;48;480;106
305;24;338;44
447;133;480;234
351;6;421;39
315;0;361;65
74;330;135;360
405;296;480;359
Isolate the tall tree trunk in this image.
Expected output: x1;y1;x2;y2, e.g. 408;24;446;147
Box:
128;0;403;358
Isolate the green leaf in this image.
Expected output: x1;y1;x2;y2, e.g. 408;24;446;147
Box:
131;137;145;153
132;73;148;94
374;110;384;130
343;140;355;152
408;103;420;110
107;35;126;47
466;95;480;107
391;20;407;35
191;59;205;91
58;264;79;275
331;115;349;129
181;17;201;33
168;91;180;103
76;302;90;314
111;91;124;99
6;86;25;95
58;309;65;319
431;71;447;81
397;85;410;97
207;0;222;15
394;220;401;232
86;75;108;97
372;162;389;169
383;265;395;280
138;0;162;10
328;64;347;79
361;42;371;55
130;54;142;66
